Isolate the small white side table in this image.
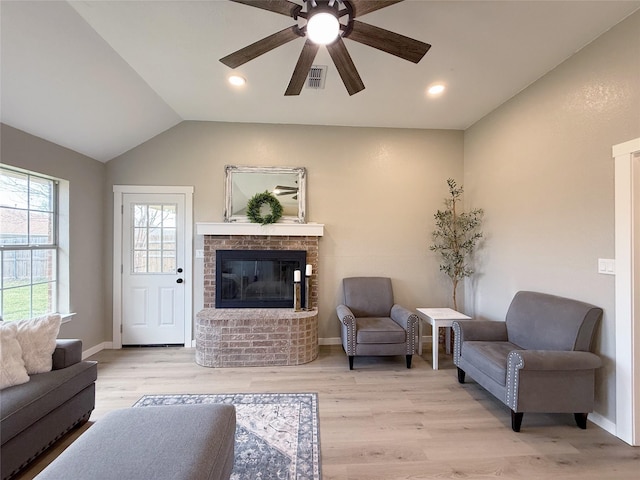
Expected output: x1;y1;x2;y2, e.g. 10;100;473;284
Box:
416;308;471;370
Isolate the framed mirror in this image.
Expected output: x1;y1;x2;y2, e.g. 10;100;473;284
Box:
224;165;306;223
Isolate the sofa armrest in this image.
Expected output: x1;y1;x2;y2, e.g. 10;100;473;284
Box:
390;305;419;354
390;304;419;331
453;320;508;367
336;304;355;326
505;349;603;412
52;339;83;370
337;304;356;355
508;350;603;371
453;320;508;342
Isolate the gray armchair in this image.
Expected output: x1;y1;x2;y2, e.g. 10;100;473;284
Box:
453;291;603;432
336;277;419;370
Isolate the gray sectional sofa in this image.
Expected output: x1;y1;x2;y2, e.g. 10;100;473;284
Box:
0;339;97;480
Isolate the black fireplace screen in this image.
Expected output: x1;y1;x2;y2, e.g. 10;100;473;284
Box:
215;250;306;308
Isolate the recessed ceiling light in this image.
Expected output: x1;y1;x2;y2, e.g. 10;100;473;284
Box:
228;75;246;86
427;84;446;95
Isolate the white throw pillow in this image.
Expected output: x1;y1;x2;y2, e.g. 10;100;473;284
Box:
0;322;30;389
15;314;62;375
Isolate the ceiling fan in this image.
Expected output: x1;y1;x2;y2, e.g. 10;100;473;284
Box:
220;0;431;96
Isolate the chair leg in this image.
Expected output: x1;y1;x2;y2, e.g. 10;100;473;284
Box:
511;410;523;432
348;355;354;370
457;367;466;384
406;355;412;369
574;413;588;429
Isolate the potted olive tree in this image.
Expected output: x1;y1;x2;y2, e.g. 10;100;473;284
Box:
430;178;483;311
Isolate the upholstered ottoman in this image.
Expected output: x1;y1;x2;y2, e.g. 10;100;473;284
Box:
36;404;236;480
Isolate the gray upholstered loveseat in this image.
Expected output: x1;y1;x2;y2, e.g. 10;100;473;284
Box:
0;339;97;479
453;291;603;432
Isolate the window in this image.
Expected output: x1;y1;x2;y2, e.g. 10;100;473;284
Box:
133;203;177;274
0;166;58;321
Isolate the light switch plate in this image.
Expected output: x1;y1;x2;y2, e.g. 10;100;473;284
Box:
598;258;615;275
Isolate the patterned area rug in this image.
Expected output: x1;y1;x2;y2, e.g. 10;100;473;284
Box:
133;393;320;480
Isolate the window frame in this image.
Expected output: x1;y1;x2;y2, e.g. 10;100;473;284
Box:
0;165;61;321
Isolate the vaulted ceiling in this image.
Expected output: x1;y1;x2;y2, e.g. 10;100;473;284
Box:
2;1;639;162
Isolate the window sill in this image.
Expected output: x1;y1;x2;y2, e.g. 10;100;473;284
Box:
60;312;76;324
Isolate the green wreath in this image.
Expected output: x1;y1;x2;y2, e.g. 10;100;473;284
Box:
246;191;283;225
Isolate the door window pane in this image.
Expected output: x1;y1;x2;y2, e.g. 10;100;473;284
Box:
134;205;147;227
163;205;176;227
148;228;162;250
148;205;163;228
131;203;178;274
134;228;148;249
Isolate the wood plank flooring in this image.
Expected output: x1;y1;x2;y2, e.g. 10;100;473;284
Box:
15;346;640;479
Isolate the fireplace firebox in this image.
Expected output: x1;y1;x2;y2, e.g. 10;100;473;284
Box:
215;250;307;308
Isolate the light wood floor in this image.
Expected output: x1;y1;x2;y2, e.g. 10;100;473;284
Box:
16;346;640;479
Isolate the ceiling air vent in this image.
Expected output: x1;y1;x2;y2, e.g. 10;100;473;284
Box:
306;65;327;89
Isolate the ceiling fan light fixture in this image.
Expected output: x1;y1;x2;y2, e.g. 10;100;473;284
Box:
307;12;340;45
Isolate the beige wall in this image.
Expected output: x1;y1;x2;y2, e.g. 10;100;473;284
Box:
105;122;464;339
464;11;640;425
1;123;107;349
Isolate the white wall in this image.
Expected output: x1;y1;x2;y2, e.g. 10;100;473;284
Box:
105;122;464;340
464;11;640;426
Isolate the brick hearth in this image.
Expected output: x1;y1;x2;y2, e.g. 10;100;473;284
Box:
195;308;318;367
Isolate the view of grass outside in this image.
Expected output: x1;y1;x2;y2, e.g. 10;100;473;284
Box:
2;282;52;321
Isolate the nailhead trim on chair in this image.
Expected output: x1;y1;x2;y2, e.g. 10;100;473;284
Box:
452;322;462;366
506;351;524;410
341;314;357;354
407;314;418;354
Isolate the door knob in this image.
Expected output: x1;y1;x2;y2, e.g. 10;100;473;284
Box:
176;278;184;284
177;268;183;273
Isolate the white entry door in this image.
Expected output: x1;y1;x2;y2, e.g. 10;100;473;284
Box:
121;193;186;345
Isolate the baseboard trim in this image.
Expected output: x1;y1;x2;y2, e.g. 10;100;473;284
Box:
82;342;112;359
588;411;616;436
91;337;430;350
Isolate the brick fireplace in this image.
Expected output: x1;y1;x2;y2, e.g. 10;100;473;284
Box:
195;223;324;367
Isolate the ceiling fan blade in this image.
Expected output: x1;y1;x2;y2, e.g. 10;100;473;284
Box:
347;20;430;63
347;0;404;18
285;39;320;96
274;185;298;190
326;37;365;96
220;26;301;68
229;0;302;18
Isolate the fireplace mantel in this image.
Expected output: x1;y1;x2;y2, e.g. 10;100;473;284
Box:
196;222;324;237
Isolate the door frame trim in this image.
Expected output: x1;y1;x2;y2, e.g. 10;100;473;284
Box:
613;138;640;445
113;185;194;349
